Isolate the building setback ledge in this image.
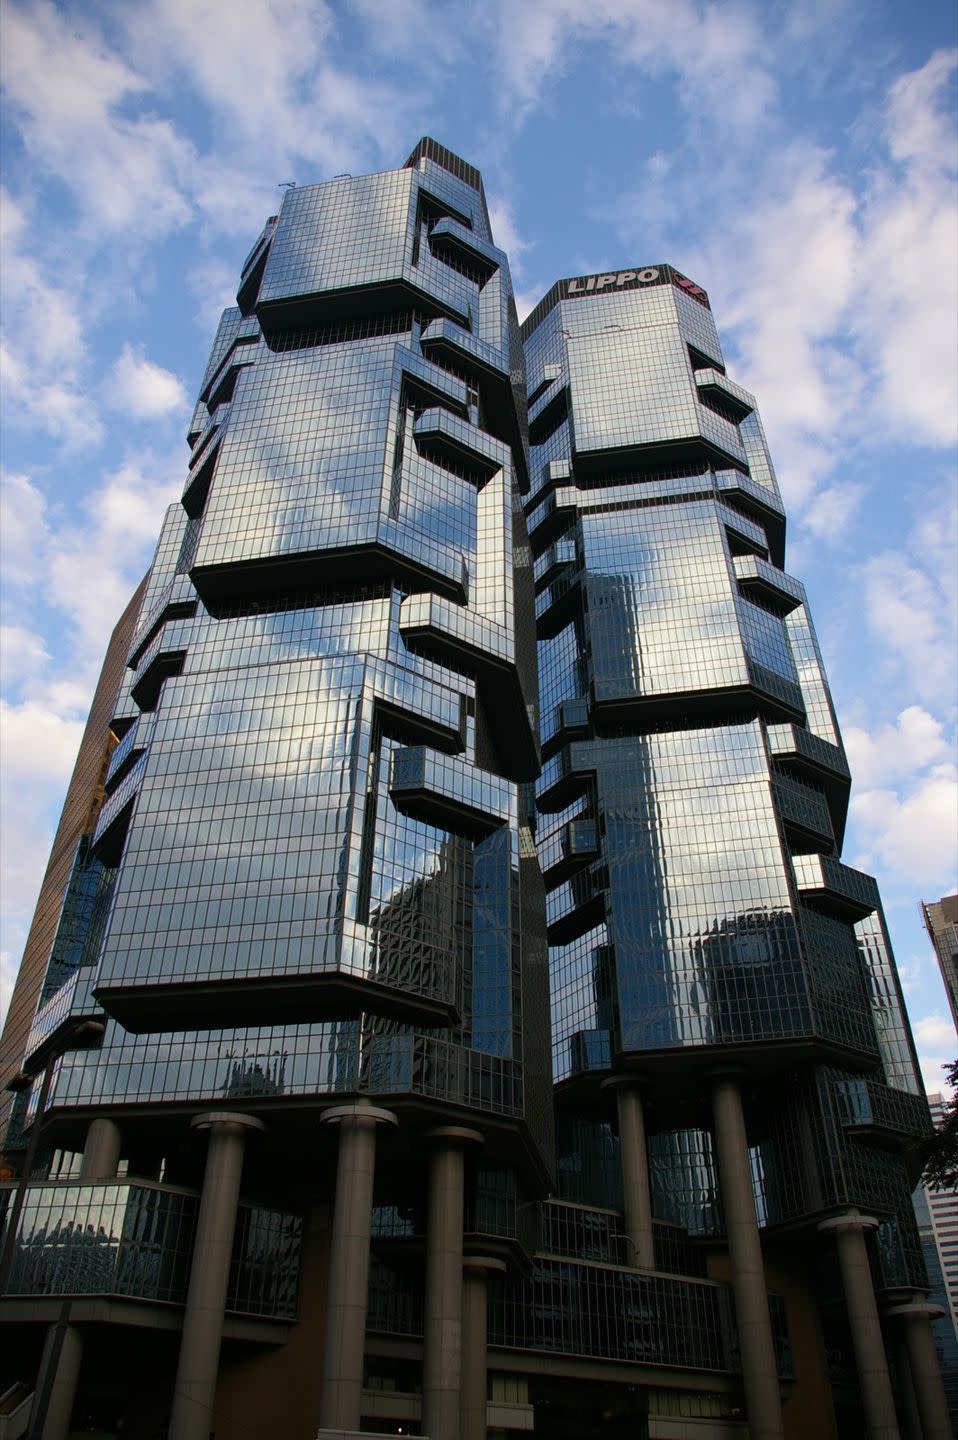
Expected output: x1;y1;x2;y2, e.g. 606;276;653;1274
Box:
792;853;879;919
0;1297;290;1345
94;967;460;1033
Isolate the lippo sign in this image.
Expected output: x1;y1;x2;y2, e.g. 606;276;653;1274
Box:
564;264;709;309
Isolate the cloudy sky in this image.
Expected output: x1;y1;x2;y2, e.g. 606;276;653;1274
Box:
1;0;956;1088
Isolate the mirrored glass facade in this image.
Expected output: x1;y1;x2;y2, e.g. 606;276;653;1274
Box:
522;268;929;1283
12;142;550;1171
0;144;940;1440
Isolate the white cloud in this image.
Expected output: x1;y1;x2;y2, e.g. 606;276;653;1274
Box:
487;196;531;275
2;0;195;237
599;47;957;534
0;699;86;782
0;471;48;587
801;481;866;539
0;0;417;314
0;453;178;967
481;0;777;134
487;196;541;318
120;0;422;207
894;950;926;998
844;503;957;902
911;486;958;619
0;697;87;968
124;0;331;156
50;459;180;654
885;47;957;171
702;148;859;505
916;1014;958;1053
604;142;867;513
845;706;953;788
188;257;242;335
850;763;958;894
0;625;51;691
913;1013;958;1094
349;0;464;65
0;456;179;667
0;340;100;452
861;548;957;708
0;949;19;1032
109;344;188;418
852;50;958;449
0;189;103;450
0;188;84;368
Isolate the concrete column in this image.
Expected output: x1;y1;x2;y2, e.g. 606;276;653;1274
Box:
818;1213;899;1440
884;1297;951;1440
24;1105;114;1440
79;1116;122;1180
891;1325;923;1440
711;1075;784;1440
793;1097;826;1211
422;1126;483;1440
27;1308;83;1440
168;1111;264;1440
608;1079;655;1268
461;1256;506;1440
317;1101;397;1433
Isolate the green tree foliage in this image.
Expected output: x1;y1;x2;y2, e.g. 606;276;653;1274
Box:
919;1060;958;1191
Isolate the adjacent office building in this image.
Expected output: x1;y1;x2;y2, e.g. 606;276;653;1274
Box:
922;896;958;1033
914;1094;958;1432
0;140;949;1440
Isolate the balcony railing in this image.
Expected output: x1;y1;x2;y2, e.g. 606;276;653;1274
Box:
766;723;849;781
793;854;879;919
23;971;102;1074
91;751;147;853
733;555;805;614
0;1181;301;1320
368;1251;791;1378
420;317;509;380
772;774;834;848
389;745;514;837
832;1078;931;1140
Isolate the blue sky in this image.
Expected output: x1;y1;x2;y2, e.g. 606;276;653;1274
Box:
1;0;956;1088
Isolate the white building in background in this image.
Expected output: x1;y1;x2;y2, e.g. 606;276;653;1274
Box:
914;1092;958;1432
923;1095;958;1331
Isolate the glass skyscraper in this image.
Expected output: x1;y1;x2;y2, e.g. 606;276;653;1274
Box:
0;140;949;1440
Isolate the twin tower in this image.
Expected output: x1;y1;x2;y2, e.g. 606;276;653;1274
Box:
0;139;947;1440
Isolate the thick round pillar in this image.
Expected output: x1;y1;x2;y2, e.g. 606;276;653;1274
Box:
422;1126;482;1440
711;1075;784;1440
28;1312;83;1440
168;1112;264;1440
884;1298;951;1440
891;1325;923;1440
79;1117;122;1180
318;1102;397;1433
461;1256;506;1440
818;1214;899;1440
607;1080;654;1268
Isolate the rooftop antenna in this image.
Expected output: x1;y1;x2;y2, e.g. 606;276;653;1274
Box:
278;180;296;189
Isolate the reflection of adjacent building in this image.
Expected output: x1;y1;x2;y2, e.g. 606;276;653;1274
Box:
693;908;807;1049
222;1051;287;1099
